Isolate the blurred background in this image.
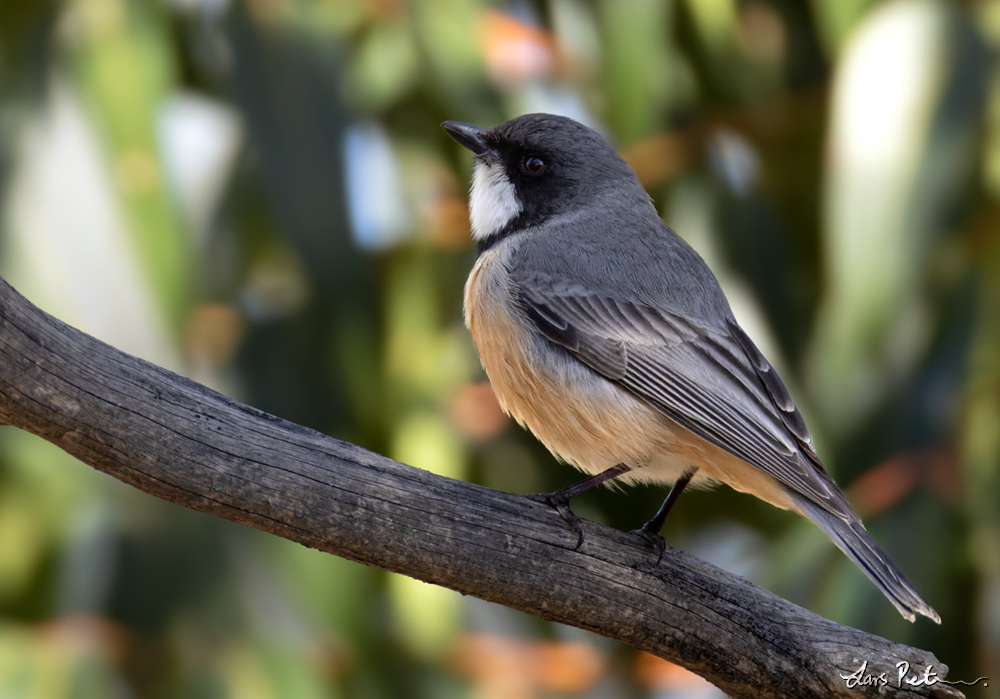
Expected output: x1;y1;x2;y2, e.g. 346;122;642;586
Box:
0;0;997;696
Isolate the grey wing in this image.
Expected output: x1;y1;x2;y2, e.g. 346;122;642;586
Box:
517;286;841;509
518;285;942;623
518;286;941;622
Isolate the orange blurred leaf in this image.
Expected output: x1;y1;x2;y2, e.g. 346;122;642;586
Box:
480;11;557;86
848;448;957;517
448;633;605;698
634;651;717;692
449;382;509;440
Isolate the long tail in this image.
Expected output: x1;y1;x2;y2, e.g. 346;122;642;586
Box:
787;489;940;624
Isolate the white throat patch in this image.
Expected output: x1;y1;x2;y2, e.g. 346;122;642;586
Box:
469;160;522;240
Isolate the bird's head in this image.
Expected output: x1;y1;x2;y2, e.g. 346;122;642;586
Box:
443;113;647;243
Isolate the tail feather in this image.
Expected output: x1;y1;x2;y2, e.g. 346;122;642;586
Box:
787;489;940;624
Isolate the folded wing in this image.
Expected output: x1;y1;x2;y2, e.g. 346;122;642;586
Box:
516;284;940;623
518;286;833;503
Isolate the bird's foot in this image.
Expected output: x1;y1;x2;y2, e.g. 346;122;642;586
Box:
629;467;699;565
527;463;632;550
629;522;667;565
527;491;587;550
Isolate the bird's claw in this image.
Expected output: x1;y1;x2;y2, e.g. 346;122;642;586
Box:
630;523;667;565
528;492;586;550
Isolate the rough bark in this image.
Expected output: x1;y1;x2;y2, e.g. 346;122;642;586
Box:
0;276;962;698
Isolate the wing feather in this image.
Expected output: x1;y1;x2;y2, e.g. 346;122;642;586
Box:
507;241;939;622
517;287;838;508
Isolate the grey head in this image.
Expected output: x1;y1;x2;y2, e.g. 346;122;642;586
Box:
442;114;651;249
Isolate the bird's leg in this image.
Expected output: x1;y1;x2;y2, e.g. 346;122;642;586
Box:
528;463;632;550
631;467;698;563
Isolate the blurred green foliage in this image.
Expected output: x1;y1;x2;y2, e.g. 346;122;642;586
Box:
0;0;998;697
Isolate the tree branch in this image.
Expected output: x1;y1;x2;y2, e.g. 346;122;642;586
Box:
0;276;962;699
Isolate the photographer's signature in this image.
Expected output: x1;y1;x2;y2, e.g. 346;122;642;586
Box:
841;660;988;689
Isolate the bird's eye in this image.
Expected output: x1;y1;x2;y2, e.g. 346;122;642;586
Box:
522;156;546;175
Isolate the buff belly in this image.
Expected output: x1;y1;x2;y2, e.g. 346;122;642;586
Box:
463;245;798;512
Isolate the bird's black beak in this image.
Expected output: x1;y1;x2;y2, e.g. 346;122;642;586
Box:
442;121;498;159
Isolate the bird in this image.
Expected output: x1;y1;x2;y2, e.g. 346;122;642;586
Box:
442;113;940;624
